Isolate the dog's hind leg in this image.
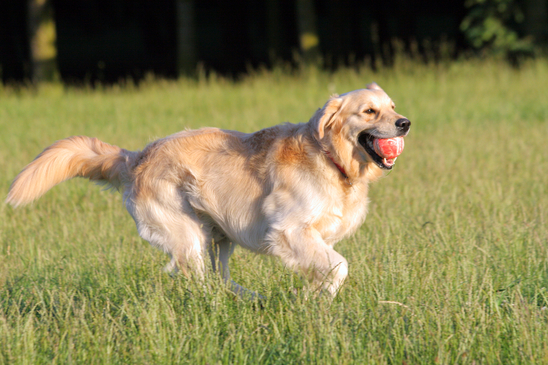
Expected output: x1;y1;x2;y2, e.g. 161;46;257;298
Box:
129;192;211;279
208;236;263;300
207;231;234;280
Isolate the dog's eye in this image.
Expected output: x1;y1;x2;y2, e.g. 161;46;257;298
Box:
364;108;375;114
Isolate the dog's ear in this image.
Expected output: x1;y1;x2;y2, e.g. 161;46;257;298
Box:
317;96;343;139
366;82;383;91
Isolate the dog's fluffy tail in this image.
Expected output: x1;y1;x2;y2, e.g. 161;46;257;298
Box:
6;136;137;207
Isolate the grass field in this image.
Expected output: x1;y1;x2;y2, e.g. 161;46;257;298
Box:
1;59;547;364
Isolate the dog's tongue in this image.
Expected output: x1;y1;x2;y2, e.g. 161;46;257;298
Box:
373;137;404;159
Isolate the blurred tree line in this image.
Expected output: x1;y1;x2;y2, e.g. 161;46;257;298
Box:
1;0;547;84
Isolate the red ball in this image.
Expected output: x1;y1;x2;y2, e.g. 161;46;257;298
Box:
373;137;404;159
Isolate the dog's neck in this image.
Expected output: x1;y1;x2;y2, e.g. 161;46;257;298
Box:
322;149;351;185
307;123;352;185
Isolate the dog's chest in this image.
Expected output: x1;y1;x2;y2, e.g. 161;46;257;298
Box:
315;189;369;245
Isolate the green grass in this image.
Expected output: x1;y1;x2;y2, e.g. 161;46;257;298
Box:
1;59;548;364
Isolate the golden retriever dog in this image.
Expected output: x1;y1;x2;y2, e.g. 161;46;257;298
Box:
6;83;410;298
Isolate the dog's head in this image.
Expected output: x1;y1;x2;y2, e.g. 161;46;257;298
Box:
313;83;410;172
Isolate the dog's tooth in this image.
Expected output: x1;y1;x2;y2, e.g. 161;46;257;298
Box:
383;157;397;166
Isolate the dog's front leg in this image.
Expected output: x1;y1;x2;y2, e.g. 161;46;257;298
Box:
269;227;348;297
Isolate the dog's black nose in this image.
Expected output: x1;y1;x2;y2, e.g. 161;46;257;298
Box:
395;118;411;132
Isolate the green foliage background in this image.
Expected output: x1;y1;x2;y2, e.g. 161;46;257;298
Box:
460;0;535;60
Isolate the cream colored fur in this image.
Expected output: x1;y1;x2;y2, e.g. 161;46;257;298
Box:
6;84;409;298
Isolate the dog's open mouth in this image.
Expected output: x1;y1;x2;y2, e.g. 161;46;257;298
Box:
358;132;405;170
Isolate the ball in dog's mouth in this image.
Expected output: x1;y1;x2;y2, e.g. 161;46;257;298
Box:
358;133;405;170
